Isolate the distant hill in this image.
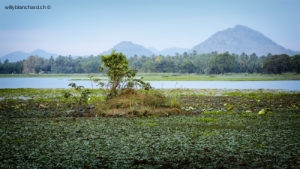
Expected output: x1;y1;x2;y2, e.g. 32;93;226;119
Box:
193;25;299;56
102;41;190;57
30;49;57;59
102;41;154;57
103;26;299;57
0;49;57;62
0;51;29;62
2;25;299;60
148;47;160;55
159;47;190;56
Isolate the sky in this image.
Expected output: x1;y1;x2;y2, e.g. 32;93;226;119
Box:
0;0;299;56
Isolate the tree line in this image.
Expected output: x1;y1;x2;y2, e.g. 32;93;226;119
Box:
0;55;100;74
128;52;300;74
1;52;299;74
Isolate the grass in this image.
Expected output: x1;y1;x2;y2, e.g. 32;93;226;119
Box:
1;72;300;81
0;88;300;168
94;89;183;117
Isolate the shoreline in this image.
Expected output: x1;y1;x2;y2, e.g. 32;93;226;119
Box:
0;73;300;81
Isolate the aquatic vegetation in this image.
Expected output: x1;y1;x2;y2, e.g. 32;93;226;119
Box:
63;82;92;112
1;111;300;168
0;88;299;168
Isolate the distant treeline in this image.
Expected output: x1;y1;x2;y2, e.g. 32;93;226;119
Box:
1;52;299;74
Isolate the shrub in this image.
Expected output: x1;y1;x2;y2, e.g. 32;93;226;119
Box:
99;50;151;99
63;82;91;113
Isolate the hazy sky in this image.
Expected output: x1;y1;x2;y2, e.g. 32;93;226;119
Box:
0;0;299;56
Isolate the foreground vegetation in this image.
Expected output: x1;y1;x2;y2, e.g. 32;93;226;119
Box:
1;51;299;168
1;88;300;168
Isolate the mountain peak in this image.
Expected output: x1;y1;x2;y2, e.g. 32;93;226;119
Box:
105;41;190;57
103;41;154;57
193;25;297;56
114;41;144;49
0;50;57;62
31;49;47;53
234;24;251;29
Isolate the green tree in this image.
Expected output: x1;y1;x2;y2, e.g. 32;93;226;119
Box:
208;52;237;74
53;55;75;73
291;55;300;73
49;56;55;72
263;54;290;74
82;55;101;73
181;60;195;73
23;56;48;73
99;50;151;99
248;53;259;73
238;53;249;73
142;60;155;72
0;59;23;74
155;59;171;72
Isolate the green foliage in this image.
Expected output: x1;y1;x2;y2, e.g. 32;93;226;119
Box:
1;51;299;74
181;60;196;73
165;89;181;108
99;50;151;99
53;55;100;73
263;54;291;74
1;88;300;168
0;59;23;73
291;55;300;73
64;82;91;110
207;52;238;74
22;55;50;73
0;88;105;118
1;110;300;168
196;117;218;123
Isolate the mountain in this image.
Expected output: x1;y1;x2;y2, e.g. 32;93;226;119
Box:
159;47;190;56
102;41;154;57
2;25;298;61
0;49;57;62
193;25;299;56
30;49;57;59
0;51;29;62
102;41;190;57
104;26;299;57
148;47;160;55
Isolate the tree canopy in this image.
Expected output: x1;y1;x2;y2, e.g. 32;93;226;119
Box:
0;52;299;74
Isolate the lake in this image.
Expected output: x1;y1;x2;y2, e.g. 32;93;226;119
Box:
0;78;300;91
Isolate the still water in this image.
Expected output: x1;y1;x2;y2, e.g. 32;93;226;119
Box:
1;78;300;91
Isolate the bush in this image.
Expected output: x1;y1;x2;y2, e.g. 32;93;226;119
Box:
64;83;91;109
99;50;151;99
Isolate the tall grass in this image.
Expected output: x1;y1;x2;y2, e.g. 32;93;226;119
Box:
93;89;183;117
